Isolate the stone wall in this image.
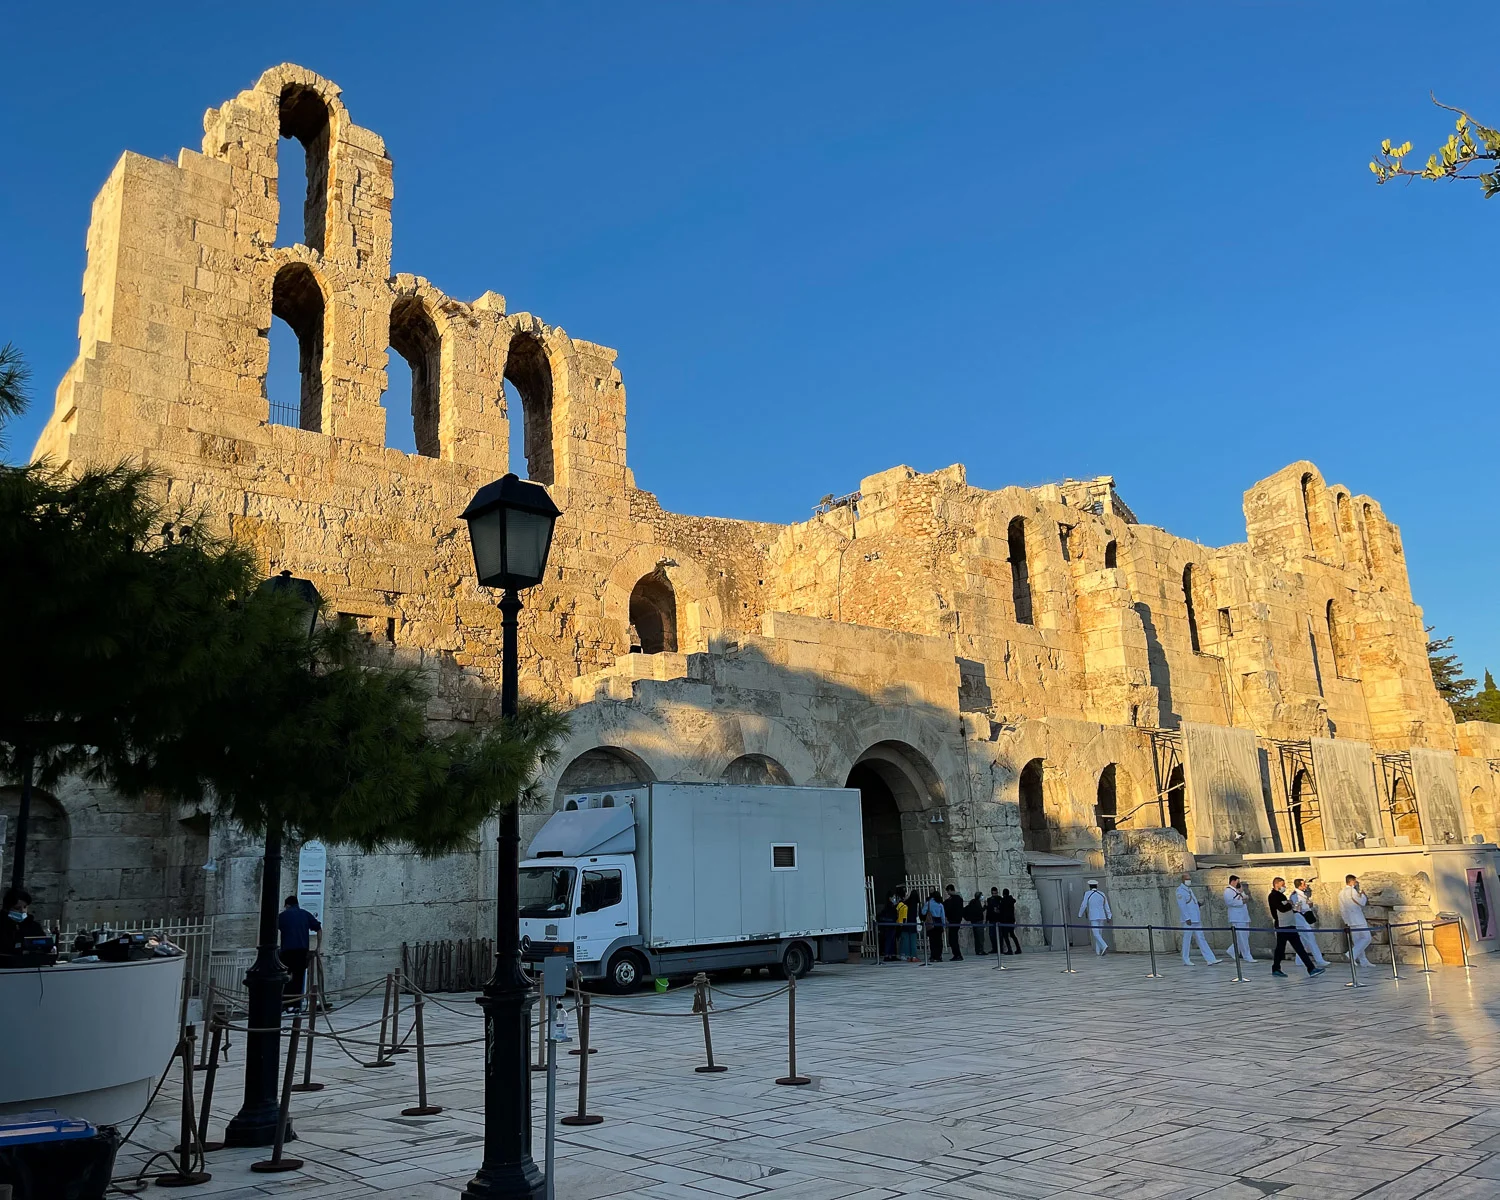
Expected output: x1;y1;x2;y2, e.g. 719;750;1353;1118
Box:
24;63;1500;978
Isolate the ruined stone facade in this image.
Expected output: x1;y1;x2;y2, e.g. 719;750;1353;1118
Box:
19;65;1500;980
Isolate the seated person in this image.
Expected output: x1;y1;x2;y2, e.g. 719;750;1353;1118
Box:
2;887;47;956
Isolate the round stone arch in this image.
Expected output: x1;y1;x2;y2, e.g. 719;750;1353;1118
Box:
252;63;352;139
386;276;465;459
601;544;723;656
1067;729;1153;835
685;713;819;787
844;739;950;900
721;755;794;786
535;704;680;810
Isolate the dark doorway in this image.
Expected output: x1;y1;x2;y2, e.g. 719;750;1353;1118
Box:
847;761;906;902
629;573;678;654
1166;764;1187;837
1096;765;1118;834
1019;758;1049;851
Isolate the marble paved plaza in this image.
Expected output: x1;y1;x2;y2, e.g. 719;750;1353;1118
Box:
117;949;1500;1198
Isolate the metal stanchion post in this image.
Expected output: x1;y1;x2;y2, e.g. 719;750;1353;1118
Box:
251;1014;304;1173
158;1028;211;1187
1459;918;1473;970
292;961;323;1093
692;973;727;1074
401;994;443;1116
534;979;548;1069
1145;926;1159;979
775;975;811;1086
1418;920;1435;973
1061;922;1076;974
363;974;395;1068
1231;943;1247;984
196;1018;227;1153
1344;928;1363;989
560;992;603;1127
198;982;216;1068
390;972;409;1054
1389;924;1401;982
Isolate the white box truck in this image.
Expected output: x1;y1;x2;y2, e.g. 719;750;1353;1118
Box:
518;782;866;990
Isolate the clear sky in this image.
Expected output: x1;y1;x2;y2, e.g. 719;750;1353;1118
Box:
2;4;1495;679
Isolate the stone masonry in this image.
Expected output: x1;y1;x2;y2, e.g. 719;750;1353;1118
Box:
16;64;1500;982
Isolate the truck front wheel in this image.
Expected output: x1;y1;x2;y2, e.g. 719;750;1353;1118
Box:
606;950;647;993
776;942;814;980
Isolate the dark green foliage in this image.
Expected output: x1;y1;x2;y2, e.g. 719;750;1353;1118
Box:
3;406;567;856
1427;628;1479;722
1476;671;1500;725
0;343;28;446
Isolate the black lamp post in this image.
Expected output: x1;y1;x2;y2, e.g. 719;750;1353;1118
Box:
224;570;321;1148
458;473;561;1200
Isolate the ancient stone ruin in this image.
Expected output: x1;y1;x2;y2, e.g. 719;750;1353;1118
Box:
19;65;1500;979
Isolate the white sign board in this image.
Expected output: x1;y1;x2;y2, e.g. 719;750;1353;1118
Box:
297;840;328;924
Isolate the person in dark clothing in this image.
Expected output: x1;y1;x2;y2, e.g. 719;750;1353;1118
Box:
965;892;987;954
922;889;945;961
1;888;46;958
1268;878;1324;979
984;887;1004;955
277;895;323;1009
877;892;900;961
942;884;965;961
997;888;1021;954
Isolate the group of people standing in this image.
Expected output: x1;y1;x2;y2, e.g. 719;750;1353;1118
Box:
1176;871;1375;977
876;884;1023;962
876;872;1378;979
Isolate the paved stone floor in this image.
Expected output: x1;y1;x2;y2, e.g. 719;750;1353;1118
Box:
116;948;1500;1198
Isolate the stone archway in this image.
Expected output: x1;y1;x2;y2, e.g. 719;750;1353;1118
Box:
553;746;656;807
721;754;793;786
845;740;945;898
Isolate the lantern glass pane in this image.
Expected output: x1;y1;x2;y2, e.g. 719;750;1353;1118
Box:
468;510;505;587
505;506;550;586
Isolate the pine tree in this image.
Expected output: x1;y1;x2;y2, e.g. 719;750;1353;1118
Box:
1476;671;1500;725
1427;628;1479;722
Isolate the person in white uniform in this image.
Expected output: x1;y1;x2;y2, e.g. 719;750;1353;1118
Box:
1289;877;1329;968
1175;874;1218;965
1078;879;1112;955
1339;873;1374;968
1223;875;1255;962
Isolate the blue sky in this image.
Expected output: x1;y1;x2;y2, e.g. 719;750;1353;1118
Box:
2;4;1496;679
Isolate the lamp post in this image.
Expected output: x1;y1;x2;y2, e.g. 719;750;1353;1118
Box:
458;473;561;1200
224;570;321;1148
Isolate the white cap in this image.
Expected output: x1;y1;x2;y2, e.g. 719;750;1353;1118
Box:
1087;879;1099;886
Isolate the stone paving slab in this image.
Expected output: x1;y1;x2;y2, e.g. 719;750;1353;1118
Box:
113;951;1500;1197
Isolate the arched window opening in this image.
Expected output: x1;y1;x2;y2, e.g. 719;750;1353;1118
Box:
1300;472;1317;552
386;297;441;457
1391;777;1422;844
1008;517;1033;626
847;761;906;902
1289;768;1323;852
1326;599;1350;678
277;84;330;253
1104;539;1118;569
628;571;677;654
1336;492;1356;562
1183;564;1202;654
1019;758;1048;852
722;754;793;786
268;263;324;432
1363;503;1384;572
1165;764;1187;838
504;333;554;484
1095;764;1118;835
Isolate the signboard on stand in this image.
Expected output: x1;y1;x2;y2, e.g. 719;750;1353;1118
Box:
298;840;328;925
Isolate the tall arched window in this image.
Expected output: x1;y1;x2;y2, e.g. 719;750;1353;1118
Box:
1289;768;1323;851
268;262;324;432
1300;472;1317;552
1363;503;1384;572
1008;517;1033;626
505;332;554;484
1019;758;1048;851
1335;492;1355;561
1095;764;1118;835
277;84;331;253
386;297;441;457
1165;764;1187;837
1183;563;1201;654
1104;539;1118;569
628;571;677;654
1326;598;1350;678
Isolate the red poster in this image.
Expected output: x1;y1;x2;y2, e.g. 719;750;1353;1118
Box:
1468;869;1496;941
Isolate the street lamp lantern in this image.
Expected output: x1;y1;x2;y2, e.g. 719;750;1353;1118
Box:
460;473;561;591
260;569;321;640
459;474;560;1200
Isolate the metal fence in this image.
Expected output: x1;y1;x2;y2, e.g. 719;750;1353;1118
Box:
402;937;495;993
53;916;215;1025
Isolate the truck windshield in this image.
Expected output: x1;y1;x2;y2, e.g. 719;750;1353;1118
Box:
518;866;576;918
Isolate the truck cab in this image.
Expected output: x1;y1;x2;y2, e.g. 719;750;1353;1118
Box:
518;853;639;977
